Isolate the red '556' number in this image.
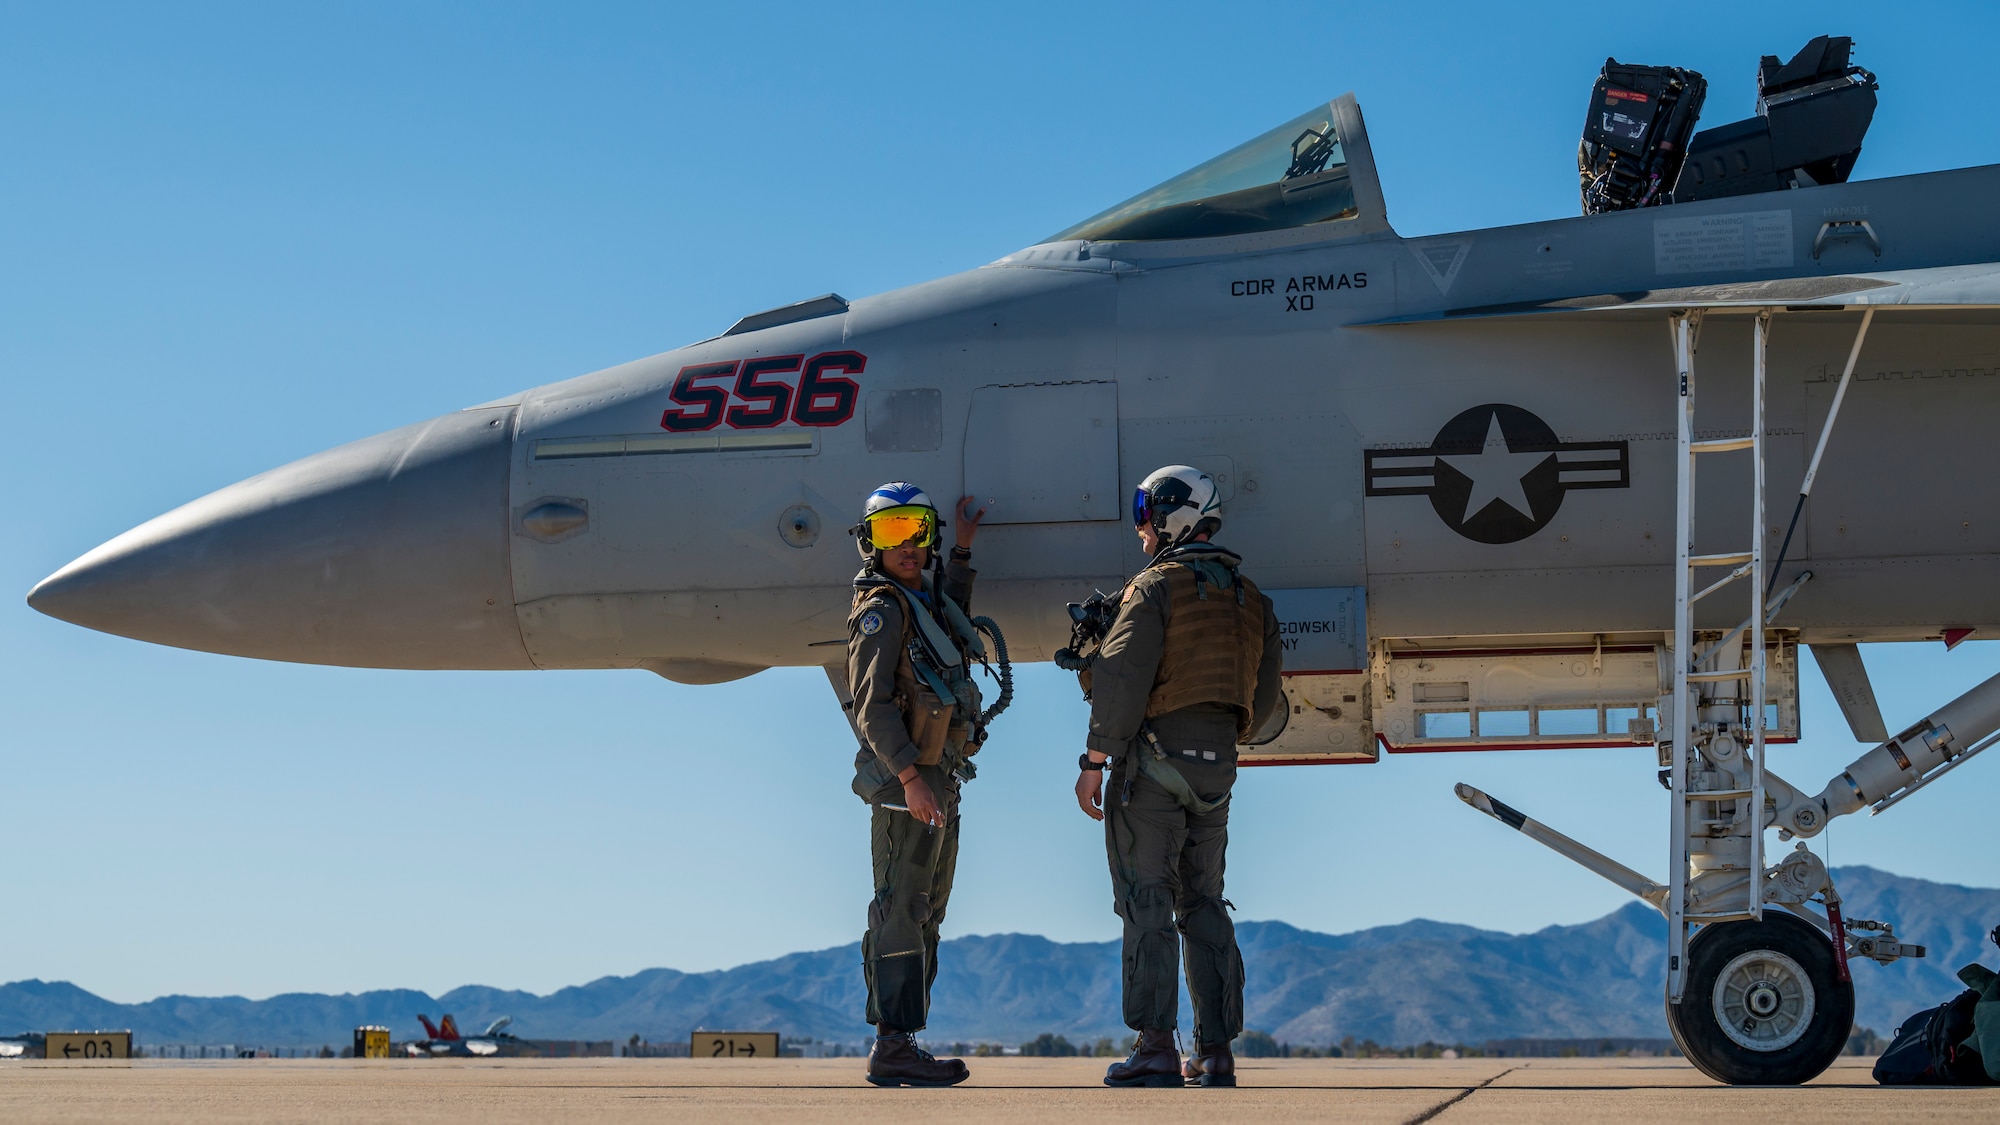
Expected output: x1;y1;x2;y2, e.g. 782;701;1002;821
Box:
661;350;863;433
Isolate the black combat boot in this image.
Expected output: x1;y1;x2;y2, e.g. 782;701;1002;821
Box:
865;1031;969;1087
1182;1040;1236;1087
1103;1029;1181;1087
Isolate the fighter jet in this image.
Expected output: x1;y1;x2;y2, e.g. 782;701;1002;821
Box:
26;35;2000;1084
408;1014;513;1058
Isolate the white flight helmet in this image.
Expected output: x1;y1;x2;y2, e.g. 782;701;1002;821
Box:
1133;465;1221;548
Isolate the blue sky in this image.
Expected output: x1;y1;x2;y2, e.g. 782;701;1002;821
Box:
5;2;1999;1003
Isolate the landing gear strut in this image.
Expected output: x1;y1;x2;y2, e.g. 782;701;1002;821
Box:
1454;305;2000;1087
1667;913;1853;1085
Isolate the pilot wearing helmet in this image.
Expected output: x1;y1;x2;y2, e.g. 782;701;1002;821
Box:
1072;465;1284;1089
844;482;987;1087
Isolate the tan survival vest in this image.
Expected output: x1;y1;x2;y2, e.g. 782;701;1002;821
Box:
1142;558;1267;740
849;583;980;766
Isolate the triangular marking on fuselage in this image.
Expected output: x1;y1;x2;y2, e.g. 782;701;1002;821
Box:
1410;240;1472;295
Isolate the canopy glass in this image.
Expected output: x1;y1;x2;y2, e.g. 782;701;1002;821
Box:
1051;101;1357;243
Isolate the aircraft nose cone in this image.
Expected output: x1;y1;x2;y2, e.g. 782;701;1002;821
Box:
28;406;532;669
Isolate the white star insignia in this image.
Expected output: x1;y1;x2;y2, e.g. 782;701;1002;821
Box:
1442;412;1552;523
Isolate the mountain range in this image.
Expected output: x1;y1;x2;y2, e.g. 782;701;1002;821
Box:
3;866;1992;1048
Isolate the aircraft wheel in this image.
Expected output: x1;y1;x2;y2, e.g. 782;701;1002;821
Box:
1665;912;1853;1086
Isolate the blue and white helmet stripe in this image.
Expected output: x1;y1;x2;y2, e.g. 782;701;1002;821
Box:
863;481;936;517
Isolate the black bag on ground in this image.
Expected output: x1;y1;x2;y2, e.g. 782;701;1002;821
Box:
1876;986;1990;1085
1928;987;1988;1084
1873;1004;1941;1085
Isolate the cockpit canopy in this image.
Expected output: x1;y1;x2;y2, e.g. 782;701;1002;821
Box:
1051;101;1359;243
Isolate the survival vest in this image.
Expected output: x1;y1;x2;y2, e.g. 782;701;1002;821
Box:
1142;554;1267;741
849;576;985;768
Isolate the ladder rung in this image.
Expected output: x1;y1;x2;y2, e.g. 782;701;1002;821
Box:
1689;567;1749;604
1686;668;1752;681
1690;552;1753;567
1692;437;1756;453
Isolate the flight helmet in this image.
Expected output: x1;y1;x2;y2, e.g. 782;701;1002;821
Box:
854;481;942;560
1133;465;1221;548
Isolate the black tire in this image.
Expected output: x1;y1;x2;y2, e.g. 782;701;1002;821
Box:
1665;912;1854;1085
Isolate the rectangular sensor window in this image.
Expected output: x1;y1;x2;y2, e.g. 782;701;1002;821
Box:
866;388;943;453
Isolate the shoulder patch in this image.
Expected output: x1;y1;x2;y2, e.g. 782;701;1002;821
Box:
858;609;885;636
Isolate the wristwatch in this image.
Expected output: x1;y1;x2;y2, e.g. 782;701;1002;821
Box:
1078;753;1106;771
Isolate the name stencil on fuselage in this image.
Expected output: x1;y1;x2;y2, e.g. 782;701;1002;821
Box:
1266;587;1366;673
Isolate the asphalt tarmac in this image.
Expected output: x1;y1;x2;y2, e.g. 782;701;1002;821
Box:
2;1055;1993;1123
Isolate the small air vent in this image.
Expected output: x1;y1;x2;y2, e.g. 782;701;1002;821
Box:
519;498;590;542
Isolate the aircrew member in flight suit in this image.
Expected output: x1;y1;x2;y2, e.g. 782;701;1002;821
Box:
845;482;988;1087
1073;465;1284;1088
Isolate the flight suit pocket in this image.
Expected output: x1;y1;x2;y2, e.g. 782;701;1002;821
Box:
905;685;951;766
852;754;898;803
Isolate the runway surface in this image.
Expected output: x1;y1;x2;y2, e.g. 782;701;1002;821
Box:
2;1055;1993;1123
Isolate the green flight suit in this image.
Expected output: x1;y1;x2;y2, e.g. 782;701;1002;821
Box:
1086;544;1283;1044
847;558;977;1034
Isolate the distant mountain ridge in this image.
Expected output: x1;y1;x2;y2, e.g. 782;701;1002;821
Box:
4;866;1992;1048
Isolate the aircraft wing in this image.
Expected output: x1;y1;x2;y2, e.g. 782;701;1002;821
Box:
1359;262;2000;325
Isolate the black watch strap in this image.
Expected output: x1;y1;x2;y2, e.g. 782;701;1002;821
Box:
1078;752;1105;771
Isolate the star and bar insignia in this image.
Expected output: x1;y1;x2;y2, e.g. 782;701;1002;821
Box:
1364;403;1630;544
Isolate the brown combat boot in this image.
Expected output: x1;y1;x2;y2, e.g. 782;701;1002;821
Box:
1103;1029;1181;1087
865;1032;969;1087
1182;1040;1236;1087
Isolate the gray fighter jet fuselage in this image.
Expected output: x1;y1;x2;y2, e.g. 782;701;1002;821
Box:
31;94;2000;713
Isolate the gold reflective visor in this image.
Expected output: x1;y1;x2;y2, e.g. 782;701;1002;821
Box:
865;505;938;550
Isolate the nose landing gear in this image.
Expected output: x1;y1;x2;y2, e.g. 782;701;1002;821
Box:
1666;913;1854;1085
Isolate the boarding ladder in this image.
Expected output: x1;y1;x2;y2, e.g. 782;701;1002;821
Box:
1666;309;1773;1001
1663;307;1875;1003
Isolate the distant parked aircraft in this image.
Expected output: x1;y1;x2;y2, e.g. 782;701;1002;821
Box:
409;1014;514;1058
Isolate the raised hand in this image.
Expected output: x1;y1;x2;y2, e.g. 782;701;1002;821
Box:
955;496;987;550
